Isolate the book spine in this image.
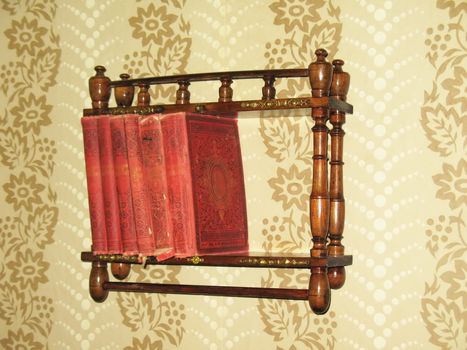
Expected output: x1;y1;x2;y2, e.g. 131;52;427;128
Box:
139;115;175;260
110;116;138;255
97;116;122;254
160;114;196;257
81;117;107;254
124;114;156;255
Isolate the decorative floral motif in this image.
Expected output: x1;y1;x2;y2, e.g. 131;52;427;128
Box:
1;0;58;347
260;2;342;346
6;249;49;291
129;3;177;46
4;17;46;56
436;0;467;18
3;172;45;212
269;0;324;33
433;159;467;209
441;259;467;308
268;164;311;211
421;2;466;348
442;66;467;112
124;336;162;350
0;329;42;350
421;298;467;349
11;93;52;135
425;215;454;256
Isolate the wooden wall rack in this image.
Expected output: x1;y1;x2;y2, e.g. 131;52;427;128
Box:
81;48;353;315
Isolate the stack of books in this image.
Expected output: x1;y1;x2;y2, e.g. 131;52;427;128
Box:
81;112;249;260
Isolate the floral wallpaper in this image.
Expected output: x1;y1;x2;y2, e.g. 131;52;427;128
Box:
0;0;465;349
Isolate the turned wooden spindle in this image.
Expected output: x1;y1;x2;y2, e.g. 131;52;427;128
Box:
262;76;276;100
111;262;131;280
137;84;151;106
308;48;333;314
218;76;233;102
115;73;135;107
89;261;109;302
176;80;191;104
89;65;111;109
327;59;350;290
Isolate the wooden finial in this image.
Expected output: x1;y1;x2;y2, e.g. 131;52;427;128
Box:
330;59;350;101
115;73;135;107
308;49;333;98
137;84;150;106
89;65;111;109
218;76;233;103
262;76;276;100
309;267;331;314
111;262;131;280
89;261;109;302
176;80;191;104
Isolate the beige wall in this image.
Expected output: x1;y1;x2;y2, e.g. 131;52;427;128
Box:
0;1;465;349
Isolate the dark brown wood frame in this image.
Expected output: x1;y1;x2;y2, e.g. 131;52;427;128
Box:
81;48;352;315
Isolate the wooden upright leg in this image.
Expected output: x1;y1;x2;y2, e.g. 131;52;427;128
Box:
308;49;333;314
328;111;346;289
328;59;350;289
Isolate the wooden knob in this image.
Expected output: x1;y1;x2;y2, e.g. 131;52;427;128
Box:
115;73;135;107
89;65;111;109
308;49;333;97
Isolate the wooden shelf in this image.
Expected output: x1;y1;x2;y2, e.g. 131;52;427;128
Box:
82;48;353;315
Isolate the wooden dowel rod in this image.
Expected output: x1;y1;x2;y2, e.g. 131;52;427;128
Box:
103;282;309;300
110;68;308;87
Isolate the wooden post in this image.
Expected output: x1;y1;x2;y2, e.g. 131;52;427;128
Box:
114;73;135;107
328;59;350;289
89;65;111;109
176;80;191;104
262;76;276;100
308;48;332;314
218;76;233;102
137;84;150;106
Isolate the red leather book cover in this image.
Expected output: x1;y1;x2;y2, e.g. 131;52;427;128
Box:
160;112;248;256
124;114;156;255
110;116;138;255
97;116;122;254
81;117;107;254
139;115;175;261
160;113;196;256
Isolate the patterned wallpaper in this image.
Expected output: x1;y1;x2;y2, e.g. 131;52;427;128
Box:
0;1;465;349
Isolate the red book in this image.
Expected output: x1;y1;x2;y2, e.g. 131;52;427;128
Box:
139;115;175;261
160;112;249;256
97;116;122;254
81;117;107;254
124;114;156;255
110;116;138;255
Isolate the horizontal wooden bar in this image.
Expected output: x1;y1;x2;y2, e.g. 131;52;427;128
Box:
81;251;353;269
83;97;353;116
110;68;309;87
104;281;309;300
